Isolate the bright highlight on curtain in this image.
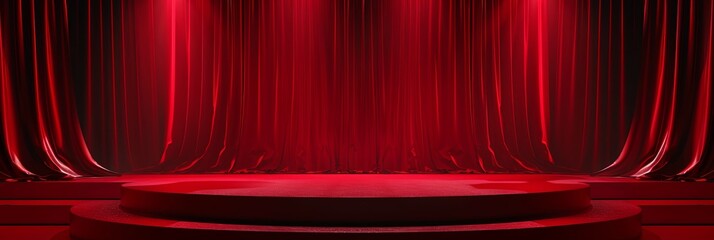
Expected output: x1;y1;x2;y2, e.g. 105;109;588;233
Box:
1;0;712;180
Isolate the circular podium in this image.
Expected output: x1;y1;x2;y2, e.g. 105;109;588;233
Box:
70;176;642;240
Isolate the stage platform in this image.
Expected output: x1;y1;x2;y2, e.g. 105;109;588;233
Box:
1;174;713;239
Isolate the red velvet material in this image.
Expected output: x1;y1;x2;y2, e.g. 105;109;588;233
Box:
0;0;712;179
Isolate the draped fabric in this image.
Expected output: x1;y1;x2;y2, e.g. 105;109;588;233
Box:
1;0;712;180
597;0;714;179
0;0;115;179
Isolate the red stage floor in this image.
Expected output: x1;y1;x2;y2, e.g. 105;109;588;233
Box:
1;174;713;240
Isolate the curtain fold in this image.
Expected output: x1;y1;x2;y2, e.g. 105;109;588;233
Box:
0;0;116;180
597;0;714;179
1;0;712;180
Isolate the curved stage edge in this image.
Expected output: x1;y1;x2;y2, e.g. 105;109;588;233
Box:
1;174;713;240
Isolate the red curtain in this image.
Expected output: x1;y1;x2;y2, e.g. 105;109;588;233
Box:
1;0;712;180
